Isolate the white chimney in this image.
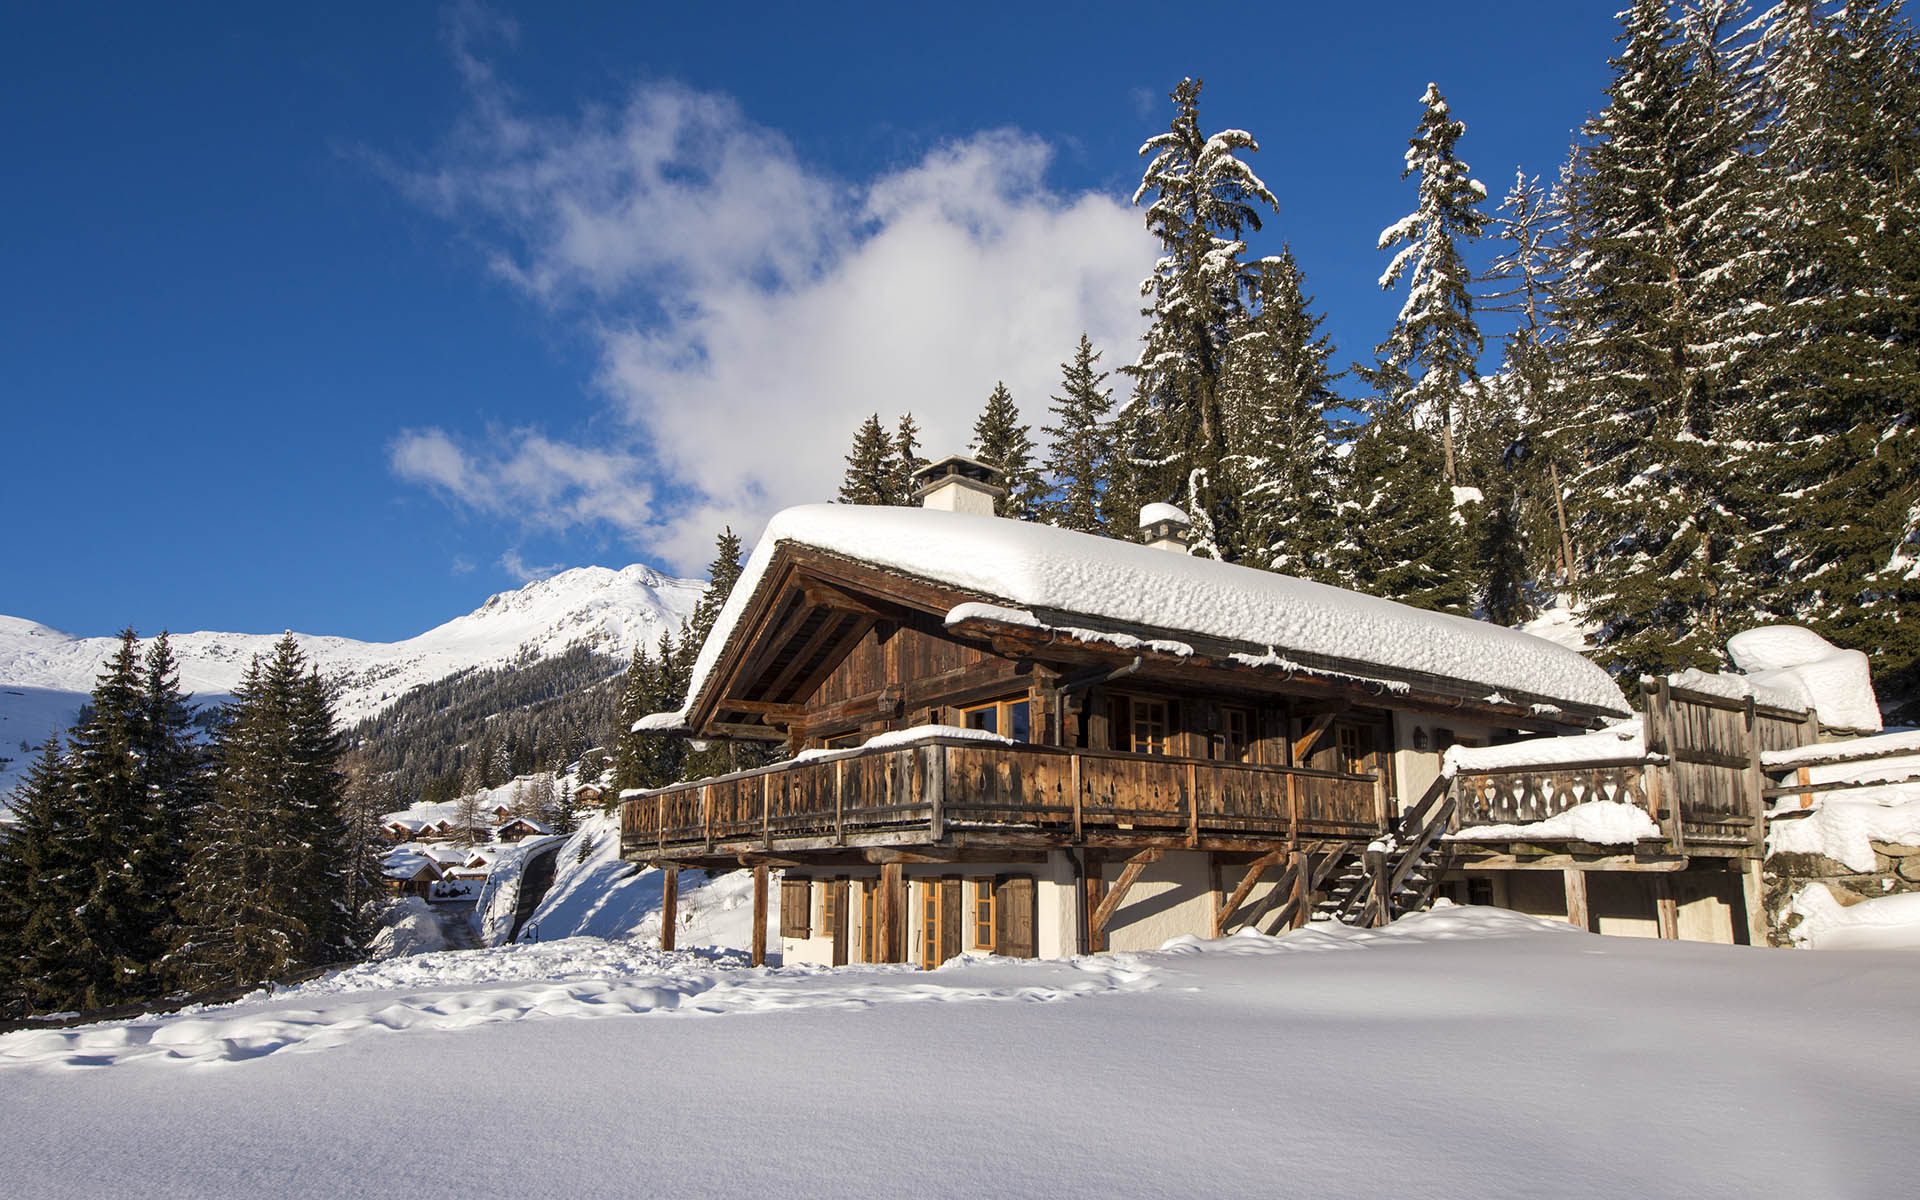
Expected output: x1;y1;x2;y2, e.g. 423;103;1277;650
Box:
913;455;1005;516
1139;502;1193;553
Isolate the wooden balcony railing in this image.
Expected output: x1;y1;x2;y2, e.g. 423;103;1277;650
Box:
619;737;1384;858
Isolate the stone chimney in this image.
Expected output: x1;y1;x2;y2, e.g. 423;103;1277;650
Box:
913;455;1005;516
1138;502;1193;553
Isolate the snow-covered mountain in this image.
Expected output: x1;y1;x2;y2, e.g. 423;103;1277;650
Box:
0;564;705;802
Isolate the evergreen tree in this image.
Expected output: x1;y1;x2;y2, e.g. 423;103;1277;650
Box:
1556;0;1773;676
1219;249;1343;575
0;737;90;1016
134;632;204;928
168;637;358;989
63;630;171;1006
1369;82;1487;486
838;414;899;505
689;526;745;648
970;382;1043;519
1126;77;1278;543
892;413;927;504
1330;404;1471;613
1751;0;1920;713
1040;334;1117;534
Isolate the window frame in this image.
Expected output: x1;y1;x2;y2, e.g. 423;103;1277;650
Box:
958;695;1033;742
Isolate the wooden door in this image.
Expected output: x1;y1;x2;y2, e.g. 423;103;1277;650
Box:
939;878;963;965
995;875;1037;958
829;879;850;966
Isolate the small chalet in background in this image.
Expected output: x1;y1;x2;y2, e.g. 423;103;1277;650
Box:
494;817;551;843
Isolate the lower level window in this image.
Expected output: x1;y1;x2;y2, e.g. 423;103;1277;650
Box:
972;878;995;950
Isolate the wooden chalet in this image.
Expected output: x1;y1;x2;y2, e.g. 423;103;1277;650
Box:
621;464;1776;968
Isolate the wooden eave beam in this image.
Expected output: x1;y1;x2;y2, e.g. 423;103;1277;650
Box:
757;611;861;705
770;615;879;709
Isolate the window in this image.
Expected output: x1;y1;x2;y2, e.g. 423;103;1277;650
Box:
821;879;838;930
780;878;811;939
860;881;877;963
919;878;964;970
972;878;995;951
1336;722;1375;776
1129;697;1170;755
960;697;1031;742
1211;706;1254;763
824;731;865;750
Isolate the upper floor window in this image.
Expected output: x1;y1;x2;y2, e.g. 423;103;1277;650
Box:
1211;706;1254;763
1108;694;1171;755
1336;722;1376;776
961;696;1031;742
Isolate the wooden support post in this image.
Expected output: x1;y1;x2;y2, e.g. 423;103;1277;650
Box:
1562;867;1590;932
1285;772;1299;843
762;775;772;850
829;878;850;966
1743;694;1766;851
660;867;679;952
927;744;946;842
1653;874;1679;941
1070;753;1083;842
1291;847;1311;930
1090;850;1162;937
751;864;769;966
1741;858;1770;947
1366;849;1391;927
1797;765;1813;811
879;862;904;963
834;759;846;844
1187;762;1200;848
1213;850;1284;937
1081;860;1104;954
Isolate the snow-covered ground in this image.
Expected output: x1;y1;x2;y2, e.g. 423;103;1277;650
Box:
2;906;1914;1198
0;564;702;804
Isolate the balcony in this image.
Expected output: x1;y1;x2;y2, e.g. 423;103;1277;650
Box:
619;735;1386;861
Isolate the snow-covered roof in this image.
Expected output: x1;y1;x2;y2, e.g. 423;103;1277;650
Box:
672;505;1629;724
495;817;551;835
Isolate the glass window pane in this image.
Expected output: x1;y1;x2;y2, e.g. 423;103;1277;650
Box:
965;706;997;733
1007;701;1030;742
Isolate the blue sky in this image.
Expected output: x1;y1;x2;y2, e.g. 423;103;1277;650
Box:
1;2;1620;643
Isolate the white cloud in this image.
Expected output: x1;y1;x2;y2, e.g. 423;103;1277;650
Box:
498;549;563;583
394;30;1153;572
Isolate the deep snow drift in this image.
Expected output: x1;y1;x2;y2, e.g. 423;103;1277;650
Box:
1;907;1914;1198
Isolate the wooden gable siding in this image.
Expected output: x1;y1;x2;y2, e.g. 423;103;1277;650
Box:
813;620;993;707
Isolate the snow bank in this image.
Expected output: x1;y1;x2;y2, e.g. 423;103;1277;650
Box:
1448;799;1662;845
1768;796;1920;872
676;504;1629;723
1787;885;1920;950
1443;718;1649;775
1725;625;1881;732
366;897;451;958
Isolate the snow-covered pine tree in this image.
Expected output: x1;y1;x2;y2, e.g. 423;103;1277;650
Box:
1126;77;1278;545
1329;402;1470;613
1371;82;1488;487
167;657;311;990
1481;169;1576;588
970;382;1043;519
1556;0;1773;676
1040;334;1116;534
838;414;899;505
134;632;205;932
892;413;927;506
1219;248;1343;577
1750;0;1920;715
62;630;176;1006
690;526;745;647
0;737;90;1016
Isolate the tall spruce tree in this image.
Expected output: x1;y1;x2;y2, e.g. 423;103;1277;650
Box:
1330;404;1471;613
1040;334;1117;534
1751;0;1920;714
168;637;358;989
970;383;1043;519
1556;0;1773;676
1220;249;1343;575
892;413;927;504
0;737;89;1016
838;414;899;505
1369;82;1488;486
689;526;745;647
1126;77;1278;547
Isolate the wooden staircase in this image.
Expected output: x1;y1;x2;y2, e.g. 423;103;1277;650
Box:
1215;776;1459;935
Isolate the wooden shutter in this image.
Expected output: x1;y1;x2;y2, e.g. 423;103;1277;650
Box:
939;877;963;965
780;877;811;939
829;879;850;966
995;875;1037;959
